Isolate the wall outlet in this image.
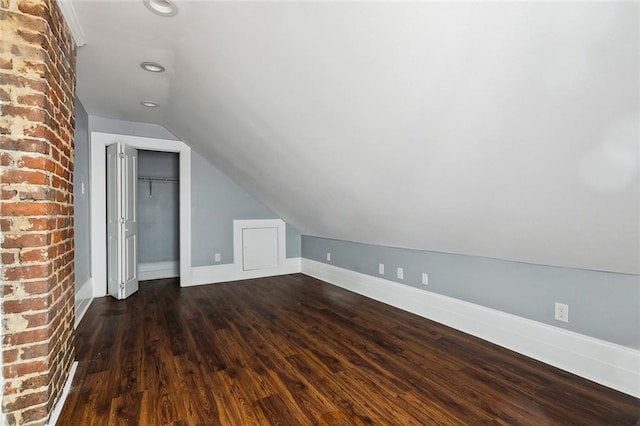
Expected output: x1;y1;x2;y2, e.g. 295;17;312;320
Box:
397;267;404;280
326;252;331;262
555;302;569;322
422;273;429;285
214;253;221;262
378;263;384;275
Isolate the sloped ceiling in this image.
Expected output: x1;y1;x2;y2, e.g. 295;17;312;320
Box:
71;1;639;274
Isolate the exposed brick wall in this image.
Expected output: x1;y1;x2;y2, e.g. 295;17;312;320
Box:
1;0;76;424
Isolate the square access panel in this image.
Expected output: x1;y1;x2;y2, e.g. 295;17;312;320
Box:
242;227;279;271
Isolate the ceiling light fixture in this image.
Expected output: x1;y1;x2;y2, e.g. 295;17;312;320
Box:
140;62;165;73
141;100;159;108
143;0;178;17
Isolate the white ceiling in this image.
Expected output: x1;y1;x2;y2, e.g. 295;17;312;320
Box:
71;1;639;274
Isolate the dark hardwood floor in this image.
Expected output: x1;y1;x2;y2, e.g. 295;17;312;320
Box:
58;274;640;425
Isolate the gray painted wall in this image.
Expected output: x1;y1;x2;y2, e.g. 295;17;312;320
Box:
79;115;301;271
302;236;640;349
73;98;90;290
138;151;179;263
191;150;301;266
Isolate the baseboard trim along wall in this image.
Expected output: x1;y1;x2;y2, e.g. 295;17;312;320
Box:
138;261;180;281
48;360;77;426
188;257;301;287
301;258;640;398
74;278;93;329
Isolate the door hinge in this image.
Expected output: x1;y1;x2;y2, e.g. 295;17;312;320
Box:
119;152;125;159
120;217;125;224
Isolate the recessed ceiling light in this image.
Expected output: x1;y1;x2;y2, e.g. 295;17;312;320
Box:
141;100;159;108
140;62;165;73
143;0;178;17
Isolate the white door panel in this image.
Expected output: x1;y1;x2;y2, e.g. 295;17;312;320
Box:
106;144;120;299
123;144;139;297
106;142;139;300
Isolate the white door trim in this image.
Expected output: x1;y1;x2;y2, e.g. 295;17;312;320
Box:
90;132;192;296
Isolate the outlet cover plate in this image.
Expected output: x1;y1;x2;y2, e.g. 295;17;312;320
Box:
555;302;569;322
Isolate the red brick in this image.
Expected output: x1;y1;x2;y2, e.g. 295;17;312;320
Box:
0;56;13;69
0;73;47;94
0;152;13;166
0;169;48;185
3;349;19;364
18;155;53;171
3;264;51;281
2;327;51;346
16;93;46;108
17;1;49;17
20;334;49;352
3;284;15;297
0;137;50;154
19;248;47;263
25;217;53;231
2;188;17;199
18;186;52;201
2;296;49;314
1;234;49;249
0;219;11;231
3;389;48;411
19;373;48;392
0;87;9;102
2;252;16;265
21;405;49;424
18;59;47;78
22;313;48;329
3;382;18;397
16;29;48;47
21;280;50;295
1;105;47;123
0;202;50;216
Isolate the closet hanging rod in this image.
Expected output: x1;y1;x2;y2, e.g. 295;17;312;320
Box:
138;176;179;182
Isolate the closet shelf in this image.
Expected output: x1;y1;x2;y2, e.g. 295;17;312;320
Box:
138;176;179;182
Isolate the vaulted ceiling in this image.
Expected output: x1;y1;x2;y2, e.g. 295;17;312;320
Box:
69;1;639;274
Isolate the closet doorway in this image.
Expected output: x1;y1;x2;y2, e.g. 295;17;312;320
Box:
90;132;192;299
137;150;180;283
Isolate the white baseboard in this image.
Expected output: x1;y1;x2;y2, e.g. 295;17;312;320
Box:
188;257;301;287
48;360;77;426
301;258;640;398
74;278;93;329
138;261;179;281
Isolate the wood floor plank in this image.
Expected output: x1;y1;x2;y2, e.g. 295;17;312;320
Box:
58;275;640;425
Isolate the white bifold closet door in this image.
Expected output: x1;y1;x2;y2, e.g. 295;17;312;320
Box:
106;143;139;300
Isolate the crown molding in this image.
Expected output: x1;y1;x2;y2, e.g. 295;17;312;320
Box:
56;0;86;47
